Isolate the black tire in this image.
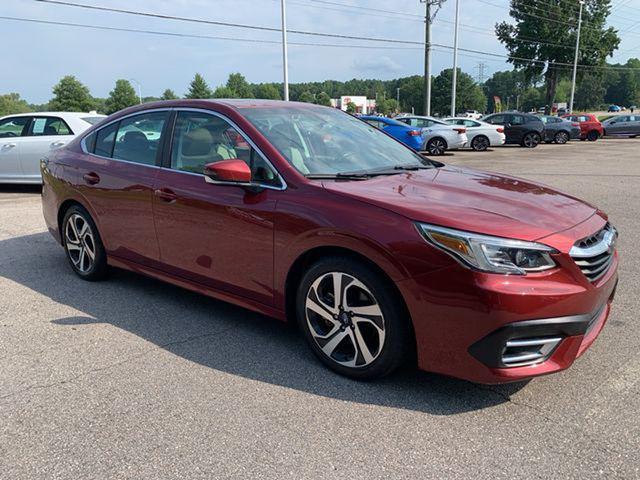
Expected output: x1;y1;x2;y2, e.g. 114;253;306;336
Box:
296;256;412;380
521;132;540;148
61;205;108;281
587;130;599;141
554;131;570;144
471;135;490;151
425;137;447;156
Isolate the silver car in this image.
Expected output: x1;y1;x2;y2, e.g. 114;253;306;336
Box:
602;115;640;137
396;115;468;155
0;112;105;184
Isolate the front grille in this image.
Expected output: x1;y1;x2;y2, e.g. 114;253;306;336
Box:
570;223;617;282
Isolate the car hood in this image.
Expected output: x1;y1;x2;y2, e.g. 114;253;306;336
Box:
322;165;597;242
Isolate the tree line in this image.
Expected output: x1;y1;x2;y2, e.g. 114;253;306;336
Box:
1;60;638;119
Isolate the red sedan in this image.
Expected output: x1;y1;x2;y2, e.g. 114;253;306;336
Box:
41;100;619;384
562;113;604;141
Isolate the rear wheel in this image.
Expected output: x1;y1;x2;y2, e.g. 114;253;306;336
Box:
471;135;490;151
521;132;540;148
62;205;108;281
554;131;569;144
296;257;411;380
426;137;447;156
587;130;600;141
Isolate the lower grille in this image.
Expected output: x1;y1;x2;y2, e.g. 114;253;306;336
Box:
502;337;562;367
570;224;617;282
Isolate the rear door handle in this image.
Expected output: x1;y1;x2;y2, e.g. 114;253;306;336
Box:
83;172;100;185
154;188;178;203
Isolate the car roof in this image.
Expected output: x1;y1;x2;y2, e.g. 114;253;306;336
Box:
1;111;105;118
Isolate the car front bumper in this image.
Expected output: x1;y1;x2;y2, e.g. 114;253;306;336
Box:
396;216;619;384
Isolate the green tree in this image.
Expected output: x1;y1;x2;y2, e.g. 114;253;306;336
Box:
254;83;281;100
212;86;237;98
346;102;357;114
431;69;486;116
483;70;531;112
105;79;139;115
226;73;253;98
496;0;619;112
298;90;316;103
186;73;212;99
161;89;178;100
315;91;332;106
377;98;398;115
605;58;640;106
575;71;606;109
397;76;424;114
520;87;543;112
49;75;94;112
0;93;31;116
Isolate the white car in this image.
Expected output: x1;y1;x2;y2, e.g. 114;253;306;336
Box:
443;117;506;151
460;110;483;120
396;115;468;156
0;112;105;184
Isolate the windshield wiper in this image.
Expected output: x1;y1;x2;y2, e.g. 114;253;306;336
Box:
306;172;372;180
393;163;435;171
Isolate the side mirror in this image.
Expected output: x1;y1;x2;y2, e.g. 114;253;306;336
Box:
204;159;251;185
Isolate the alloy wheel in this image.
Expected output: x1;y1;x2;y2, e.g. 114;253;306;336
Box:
305;272;385;368
65;213;96;273
523;133;539;148
555;131;569;144
472;136;489;151
427;139;446;155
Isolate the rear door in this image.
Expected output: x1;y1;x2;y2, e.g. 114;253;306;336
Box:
75;110;170;266
630;115;640;136
509;114;527;143
0;116;30;181
20;116;75;178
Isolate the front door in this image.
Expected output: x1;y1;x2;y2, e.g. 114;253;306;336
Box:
75;110;170;266
152;110;283;305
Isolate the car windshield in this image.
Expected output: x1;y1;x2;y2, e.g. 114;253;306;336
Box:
242;106;437;176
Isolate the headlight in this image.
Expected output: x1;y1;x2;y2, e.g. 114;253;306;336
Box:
417;223;557;275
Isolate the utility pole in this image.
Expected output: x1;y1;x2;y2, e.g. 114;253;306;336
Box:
450;0;460;117
569;0;584;114
281;0;290;101
396;87;401;111
421;0;444;116
475;62;488;84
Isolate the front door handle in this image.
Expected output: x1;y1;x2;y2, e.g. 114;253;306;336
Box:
2;143;16;149
83;172;100;185
154;188;178;203
51;141;66;148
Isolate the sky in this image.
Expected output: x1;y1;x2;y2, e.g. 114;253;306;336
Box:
1;0;639;104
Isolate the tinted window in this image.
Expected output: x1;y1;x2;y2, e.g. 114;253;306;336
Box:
365;120;383;129
82;116;106;125
84;131;97;153
0;116;30;138
170;111;280;186
464;120;480;127
486;115;505;125
94;122;118;157
112;112;168;165
28;117;73;136
511;115;525;125
405;118;434;128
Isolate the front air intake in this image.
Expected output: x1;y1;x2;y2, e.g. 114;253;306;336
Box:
501;337;562;367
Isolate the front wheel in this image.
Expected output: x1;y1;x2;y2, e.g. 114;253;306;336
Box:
521;132;540;148
425;137;447;156
62;205;108;281
471;135;490;151
554;131;569;144
296;257;411;379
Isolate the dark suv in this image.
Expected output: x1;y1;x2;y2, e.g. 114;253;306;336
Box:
482;112;544;148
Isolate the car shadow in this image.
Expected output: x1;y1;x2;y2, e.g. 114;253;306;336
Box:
1;232;528;415
0;184;42;194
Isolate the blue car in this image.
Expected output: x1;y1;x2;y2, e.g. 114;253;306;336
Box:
608;105;621;112
359;115;424;150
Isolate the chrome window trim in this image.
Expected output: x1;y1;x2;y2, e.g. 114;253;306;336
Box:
170;107;287;191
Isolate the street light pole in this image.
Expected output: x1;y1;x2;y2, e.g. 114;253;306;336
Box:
397;87;401;111
450;0;460;117
281;0;290;101
569;0;584;114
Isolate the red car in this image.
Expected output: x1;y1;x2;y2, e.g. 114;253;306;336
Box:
41;100;619;384
562;113;604;141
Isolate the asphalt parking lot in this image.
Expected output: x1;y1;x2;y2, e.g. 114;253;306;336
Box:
1;138;639;479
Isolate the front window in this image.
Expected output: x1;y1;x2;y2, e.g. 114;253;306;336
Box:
242;107;435;176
